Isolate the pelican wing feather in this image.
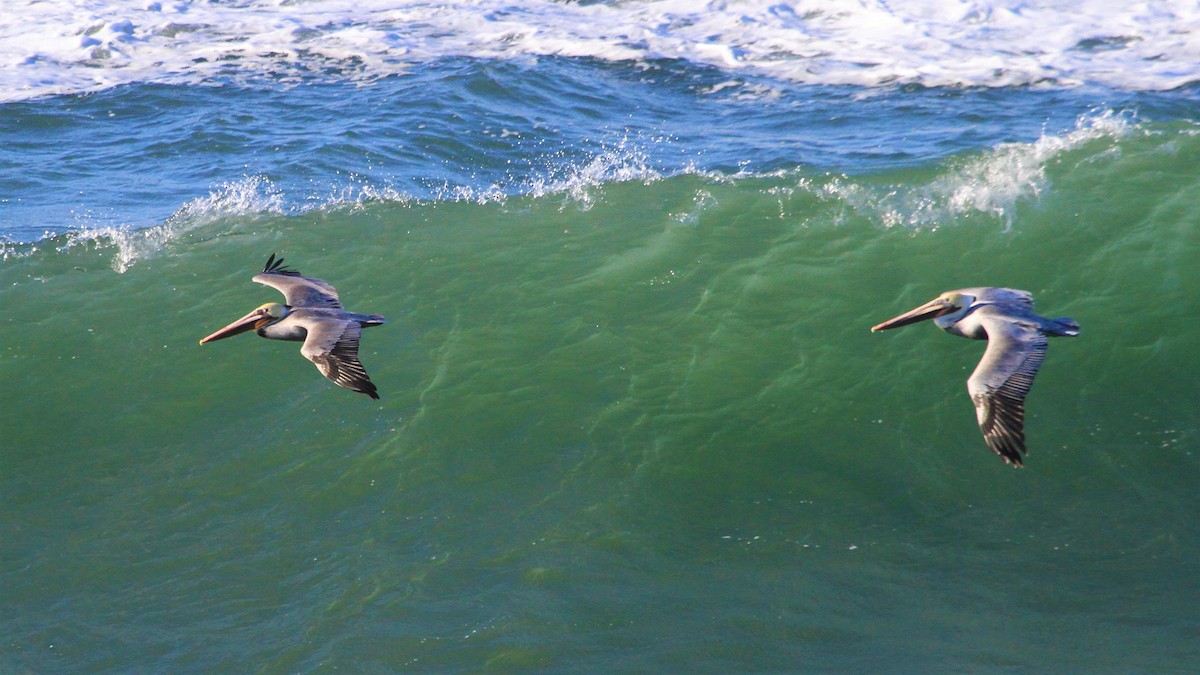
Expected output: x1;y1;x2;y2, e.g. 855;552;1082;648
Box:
966;311;1048;466
252;253;343;309
294;313;379;399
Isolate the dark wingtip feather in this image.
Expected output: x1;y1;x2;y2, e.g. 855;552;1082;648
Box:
358;377;380;399
263;253;301;277
355;371;380;400
986;433;1027;467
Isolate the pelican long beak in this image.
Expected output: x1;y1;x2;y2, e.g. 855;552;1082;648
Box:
199;310;263;344
871;298;955;332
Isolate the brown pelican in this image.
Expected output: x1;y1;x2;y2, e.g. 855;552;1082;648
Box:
871;287;1078;467
200;254;386;399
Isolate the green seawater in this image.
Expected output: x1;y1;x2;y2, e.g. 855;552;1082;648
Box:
3;127;1199;671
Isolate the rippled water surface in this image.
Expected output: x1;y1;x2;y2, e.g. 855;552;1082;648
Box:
3;1;1200;672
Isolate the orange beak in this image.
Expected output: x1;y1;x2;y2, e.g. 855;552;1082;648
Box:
871;298;956;332
199;310;266;344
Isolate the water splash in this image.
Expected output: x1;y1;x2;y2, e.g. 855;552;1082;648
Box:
523;135;663;211
14;111;1141;272
56;175;288;273
824;110;1134;231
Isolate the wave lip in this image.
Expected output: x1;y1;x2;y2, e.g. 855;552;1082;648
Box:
824;110;1135;231
27;175;289;273
2;109;1146;269
3;1;1199;102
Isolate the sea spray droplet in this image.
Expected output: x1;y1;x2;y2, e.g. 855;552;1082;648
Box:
53;175;290;273
826;110;1133;231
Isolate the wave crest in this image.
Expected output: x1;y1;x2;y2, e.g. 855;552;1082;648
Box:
45;176;286;273
824;111;1134;231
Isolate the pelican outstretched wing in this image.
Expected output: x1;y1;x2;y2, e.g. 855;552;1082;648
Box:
967;312;1048;466
294;313;379;399
252;254;342;309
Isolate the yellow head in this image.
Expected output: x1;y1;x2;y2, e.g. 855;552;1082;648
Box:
935;292;965;313
256;302;287;320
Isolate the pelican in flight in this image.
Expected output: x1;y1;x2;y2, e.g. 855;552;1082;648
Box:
871;287;1078;466
200;254;386;399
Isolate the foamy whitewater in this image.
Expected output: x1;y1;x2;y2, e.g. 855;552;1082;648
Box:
4;2;1200;673
3;0;1200;103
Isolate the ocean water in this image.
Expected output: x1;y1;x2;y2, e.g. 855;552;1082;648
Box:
3;1;1200;672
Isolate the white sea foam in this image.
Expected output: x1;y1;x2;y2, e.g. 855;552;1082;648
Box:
521;135;663;210
823;110;1135;230
54;175;290;272
1;1;1197;102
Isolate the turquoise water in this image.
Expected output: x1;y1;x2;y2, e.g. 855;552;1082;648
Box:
4;112;1200;669
4;3;1200;668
